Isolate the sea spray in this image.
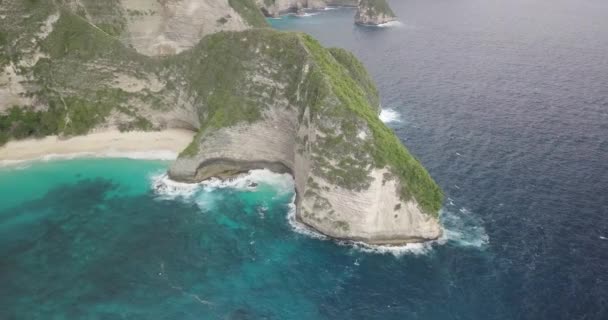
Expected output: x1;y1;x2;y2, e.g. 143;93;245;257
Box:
335;206;489;257
293;12;321;18
286;195;329;240
441;203;490;249
379;108;402;123
151;169;488;256
151;169;294;202
377;20;403;28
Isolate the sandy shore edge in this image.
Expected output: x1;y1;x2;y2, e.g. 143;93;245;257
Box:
0;129;195;165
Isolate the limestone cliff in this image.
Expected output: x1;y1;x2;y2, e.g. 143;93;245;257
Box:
0;0;442;244
118;0;259;56
355;0;397;26
169;31;442;244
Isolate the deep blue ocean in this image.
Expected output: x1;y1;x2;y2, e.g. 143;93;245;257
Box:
1;0;607;319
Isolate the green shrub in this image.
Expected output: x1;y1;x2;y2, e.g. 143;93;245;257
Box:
0;104;65;144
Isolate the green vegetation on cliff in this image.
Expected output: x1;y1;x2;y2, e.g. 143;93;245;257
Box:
174;29;309;156
78;0;127;36
328;47;380;112
0;7;159;144
0;105;64;144
359;0;396;17
228;0;269;27
301;35;442;216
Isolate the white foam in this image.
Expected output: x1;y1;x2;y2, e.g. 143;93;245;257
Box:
150;173;200;200
346;206;489;256
331;205;488;257
200;169;294;193
0;150;179;168
294;12;320;17
377;20;403;28
151;169;295;201
285;196;442;257
447;197;455;207
379;108;402;123
286;196;328;240
600;236;607;240
341;240;438;257
100;150;178;160
441;207;489;248
0;159;27;167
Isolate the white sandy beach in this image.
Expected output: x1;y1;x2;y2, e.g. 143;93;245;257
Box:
0;129;195;163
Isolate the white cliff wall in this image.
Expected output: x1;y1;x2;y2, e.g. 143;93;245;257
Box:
120;0;250;55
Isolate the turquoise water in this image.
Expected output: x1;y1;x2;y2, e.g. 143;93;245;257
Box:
0;159;486;319
3;1;608;319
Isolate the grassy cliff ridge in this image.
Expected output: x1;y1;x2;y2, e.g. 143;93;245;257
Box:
300;35;442;216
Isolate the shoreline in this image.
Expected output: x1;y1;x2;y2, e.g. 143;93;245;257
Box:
0;129;195;165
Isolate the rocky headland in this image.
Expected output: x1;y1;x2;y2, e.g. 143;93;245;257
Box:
255;0;358;17
0;0;440;244
355;0;397;26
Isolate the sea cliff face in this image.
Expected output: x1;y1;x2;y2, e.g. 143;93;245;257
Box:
1;0;442;244
355;0;397;26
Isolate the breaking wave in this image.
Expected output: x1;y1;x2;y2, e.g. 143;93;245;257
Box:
336;206;489;257
151;170;488;257
377;20;403;28
0;150;179;167
290;11;321;18
286;195;328;240
151;169;294;200
379;108;402;123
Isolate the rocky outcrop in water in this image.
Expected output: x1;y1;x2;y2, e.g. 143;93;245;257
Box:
255;0;358;17
355;0;397;26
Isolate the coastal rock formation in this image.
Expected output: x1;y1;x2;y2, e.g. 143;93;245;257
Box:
255;0;358;17
355;0;397;26
169;31;443;244
0;0;442;244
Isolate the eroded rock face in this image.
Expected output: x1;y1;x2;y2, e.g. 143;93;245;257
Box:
120;0;251;56
355;0;397;26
